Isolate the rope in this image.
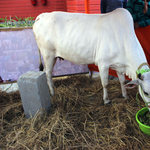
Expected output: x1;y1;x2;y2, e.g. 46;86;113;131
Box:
136;62;150;78
140;85;150;107
137;62;150;71
135;63;150;108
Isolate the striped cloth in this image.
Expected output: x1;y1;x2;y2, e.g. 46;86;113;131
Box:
126;0;150;27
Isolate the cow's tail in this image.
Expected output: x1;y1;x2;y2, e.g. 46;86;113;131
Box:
38;48;44;71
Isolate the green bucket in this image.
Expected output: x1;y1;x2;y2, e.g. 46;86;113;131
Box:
136;107;150;135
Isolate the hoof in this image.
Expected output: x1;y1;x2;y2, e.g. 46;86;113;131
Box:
50;91;54;97
104;100;111;104
123;95;129;99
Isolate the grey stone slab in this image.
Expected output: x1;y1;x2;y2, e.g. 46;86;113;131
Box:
17;71;51;118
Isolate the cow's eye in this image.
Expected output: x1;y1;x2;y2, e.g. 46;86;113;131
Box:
144;92;148;96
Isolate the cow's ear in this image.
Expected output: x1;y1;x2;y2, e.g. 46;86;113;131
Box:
124;80;140;89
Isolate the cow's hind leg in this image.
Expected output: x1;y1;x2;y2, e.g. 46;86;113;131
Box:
43;53;57;96
117;72;128;99
98;64;110;104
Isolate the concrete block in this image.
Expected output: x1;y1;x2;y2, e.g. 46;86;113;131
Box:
17;71;51;118
0;83;18;93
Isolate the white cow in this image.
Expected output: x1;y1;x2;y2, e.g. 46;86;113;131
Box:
33;8;150;108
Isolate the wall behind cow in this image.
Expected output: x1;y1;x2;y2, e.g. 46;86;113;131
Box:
0;0;101;20
0;28;89;82
0;0;100;82
0;0;67;20
67;0;100;13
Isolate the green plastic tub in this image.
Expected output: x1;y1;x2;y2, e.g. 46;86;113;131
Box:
136;107;150;135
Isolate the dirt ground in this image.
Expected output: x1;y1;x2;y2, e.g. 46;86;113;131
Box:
0;74;150;150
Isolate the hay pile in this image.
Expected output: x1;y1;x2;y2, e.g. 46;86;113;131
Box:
0;75;150;150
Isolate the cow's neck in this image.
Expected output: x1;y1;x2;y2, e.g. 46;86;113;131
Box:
125;47;148;80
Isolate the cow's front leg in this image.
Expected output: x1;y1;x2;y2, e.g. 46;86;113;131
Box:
98;65;110;104
117;72;128;99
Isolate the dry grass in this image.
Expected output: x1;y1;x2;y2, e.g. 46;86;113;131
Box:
0;74;150;150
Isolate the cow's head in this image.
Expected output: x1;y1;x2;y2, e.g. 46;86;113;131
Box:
124;71;150;110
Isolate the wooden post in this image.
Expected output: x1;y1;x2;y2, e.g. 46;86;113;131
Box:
84;0;90;14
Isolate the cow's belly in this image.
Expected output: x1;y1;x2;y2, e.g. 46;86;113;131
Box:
55;39;96;65
56;47;95;65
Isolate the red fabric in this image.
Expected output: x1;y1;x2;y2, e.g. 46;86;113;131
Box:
135;26;150;63
88;25;150;80
41;0;46;5
31;0;36;5
88;65;131;80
